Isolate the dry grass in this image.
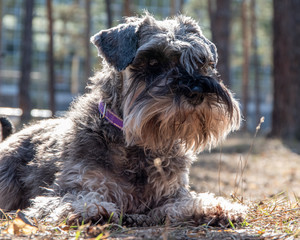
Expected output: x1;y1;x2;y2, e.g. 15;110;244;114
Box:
0;192;299;239
245;192;300;239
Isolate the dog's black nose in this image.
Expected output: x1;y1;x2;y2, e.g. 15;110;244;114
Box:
184;85;205;105
173;76;206;105
191;85;202;93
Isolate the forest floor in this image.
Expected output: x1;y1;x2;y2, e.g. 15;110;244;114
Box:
0;134;299;239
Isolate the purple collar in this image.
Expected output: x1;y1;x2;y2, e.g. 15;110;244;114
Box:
98;102;123;130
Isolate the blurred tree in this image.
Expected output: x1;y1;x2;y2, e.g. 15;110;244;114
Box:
241;0;249;131
105;0;112;28
170;0;176;16
250;0;261;126
19;0;34;123
55;3;85;93
271;0;300;139
208;0;231;87
47;0;55;116
85;0;91;86
123;0;132;16
0;1;3;86
170;0;184;15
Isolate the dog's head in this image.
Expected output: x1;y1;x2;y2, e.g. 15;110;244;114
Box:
91;14;240;153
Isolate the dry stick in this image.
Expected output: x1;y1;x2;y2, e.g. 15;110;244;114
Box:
240;156;244;201
0;209;9;222
162;217;170;240
232;155;244;202
218;145;223;195
234;117;265;198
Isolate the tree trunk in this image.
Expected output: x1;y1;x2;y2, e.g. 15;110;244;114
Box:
271;1;291;137
250;0;260;125
19;0;34;123
85;0;91;87
170;0;176;16
170;0;184;15
241;0;250;131
271;0;300;139
180;0;184;13
47;0;55;116
0;1;3;86
123;0;132;17
292;0;300;139
105;0;113;28
208;0;231;87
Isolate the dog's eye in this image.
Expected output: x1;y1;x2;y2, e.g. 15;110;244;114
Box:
149;59;159;67
209;61;216;69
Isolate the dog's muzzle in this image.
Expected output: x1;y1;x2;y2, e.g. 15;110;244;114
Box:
182;85;205;105
169;68;229;106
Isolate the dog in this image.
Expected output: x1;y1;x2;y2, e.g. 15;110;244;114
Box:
0;14;246;227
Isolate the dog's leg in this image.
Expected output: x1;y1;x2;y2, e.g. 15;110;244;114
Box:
25;164;123;224
25;196;71;223
65;191;120;225
148;190;247;226
25;191;120;225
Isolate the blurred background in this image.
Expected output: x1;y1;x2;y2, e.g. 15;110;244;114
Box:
0;0;299;141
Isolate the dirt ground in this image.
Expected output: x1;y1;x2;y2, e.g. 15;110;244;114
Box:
190;134;300;203
1;134;299;239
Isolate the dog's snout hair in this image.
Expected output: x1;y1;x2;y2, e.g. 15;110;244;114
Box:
176;72;235;116
171;73;218;106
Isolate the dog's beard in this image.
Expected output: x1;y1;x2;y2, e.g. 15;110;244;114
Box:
122;77;240;153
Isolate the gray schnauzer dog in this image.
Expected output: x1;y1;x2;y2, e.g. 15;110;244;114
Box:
0;14;246;226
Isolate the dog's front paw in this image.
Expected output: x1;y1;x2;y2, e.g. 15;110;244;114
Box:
221;200;248;225
24;196;72;223
194;193;248;226
67;212;104;226
66;197;121;226
67;204;119;226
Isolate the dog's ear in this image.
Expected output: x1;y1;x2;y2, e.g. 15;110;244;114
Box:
91;23;139;71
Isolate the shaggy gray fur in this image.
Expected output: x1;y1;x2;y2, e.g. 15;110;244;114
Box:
0;14;246;226
0;117;14;141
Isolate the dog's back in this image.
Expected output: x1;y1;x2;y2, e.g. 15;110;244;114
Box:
0;118;68;211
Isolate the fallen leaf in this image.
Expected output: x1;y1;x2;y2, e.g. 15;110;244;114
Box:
3;210;38;235
224;229;236;232
257;230;265;234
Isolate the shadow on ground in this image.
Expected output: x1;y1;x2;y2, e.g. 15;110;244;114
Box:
190;134;300;202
